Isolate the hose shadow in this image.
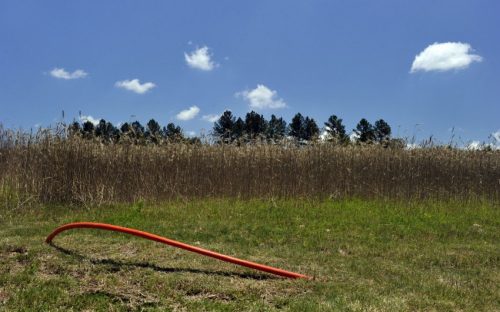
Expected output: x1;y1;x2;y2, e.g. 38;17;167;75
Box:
48;242;277;280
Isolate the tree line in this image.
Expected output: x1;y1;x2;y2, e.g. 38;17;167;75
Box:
67;110;395;146
68;119;196;144
213;111;392;145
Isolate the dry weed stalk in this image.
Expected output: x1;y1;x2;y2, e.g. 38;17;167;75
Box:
0;127;499;206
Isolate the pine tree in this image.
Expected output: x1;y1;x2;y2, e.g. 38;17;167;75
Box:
303;117;319;141
233;117;246;142
213;110;236;143
163;122;183;142
81;121;95;139
95;119;119;143
68;121;81;137
244;111;267;141
289;113;305;140
354;118;375;143
325;115;347;143
131;121;145;139
374;119;391;143
146;119;161;135
266;114;287;141
146;119;161;144
120;122;131;134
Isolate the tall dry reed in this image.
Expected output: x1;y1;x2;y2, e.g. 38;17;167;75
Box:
1;128;499;206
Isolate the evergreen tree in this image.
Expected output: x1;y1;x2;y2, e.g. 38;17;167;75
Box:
146;119;161;136
303;117;319;141
374;119;391;143
233;117;246;141
289;113;318;142
213;110;236;143
68;121;81;137
244;111;267;141
120;122;131;134
266;114;287;141
95;119;119;143
324;115;347;143
119;122;133;142
94;119;107;137
289;113;305;140
146;119;162;144
81;121;95;139
163;122;183;141
354;118;375;143
131;121;145;138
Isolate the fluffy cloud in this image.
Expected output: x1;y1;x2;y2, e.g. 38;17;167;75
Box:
405;143;420;150
466;141;499;151
492;130;500;143
115;79;156;94
176;106;200;121
50;68;88;80
184;46;216;71
411;42;482;73
349;132;360;142
467;141;482;150
319;130;330;141
79;115;100;125
237;84;286;109
202;114;220;123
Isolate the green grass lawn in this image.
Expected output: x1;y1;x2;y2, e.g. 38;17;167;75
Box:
0;199;498;311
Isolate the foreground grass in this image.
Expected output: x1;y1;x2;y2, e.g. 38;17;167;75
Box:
0;199;498;311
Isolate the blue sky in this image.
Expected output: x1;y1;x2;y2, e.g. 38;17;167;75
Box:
0;0;499;144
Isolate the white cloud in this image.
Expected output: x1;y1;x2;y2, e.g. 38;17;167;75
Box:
349;132;360;142
186;131;197;137
115;79;156;94
202;114;220;123
237;84;286;109
492;130;500;143
319;130;330;141
79;115;100;125
176;106;200;121
467;141;482;150
184;46;217;71
405;143;421;150
411;42;482;73
466;141;499;151
50;68;88;80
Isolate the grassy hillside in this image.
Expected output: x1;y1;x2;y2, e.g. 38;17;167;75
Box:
1;199;498;311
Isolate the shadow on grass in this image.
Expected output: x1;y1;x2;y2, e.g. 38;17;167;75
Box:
48;242;277;280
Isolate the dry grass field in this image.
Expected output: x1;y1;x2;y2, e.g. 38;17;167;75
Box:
1;131;498;206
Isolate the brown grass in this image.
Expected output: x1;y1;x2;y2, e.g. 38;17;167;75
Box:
0;127;499;206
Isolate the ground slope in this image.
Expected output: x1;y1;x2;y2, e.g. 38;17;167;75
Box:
0;199;498;311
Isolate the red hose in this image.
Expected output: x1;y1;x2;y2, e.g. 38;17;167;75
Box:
46;222;310;279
